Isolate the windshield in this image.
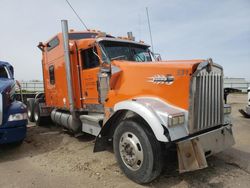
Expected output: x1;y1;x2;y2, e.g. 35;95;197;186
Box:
0;66;9;78
100;41;152;62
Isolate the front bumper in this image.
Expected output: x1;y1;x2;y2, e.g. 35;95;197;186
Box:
177;125;235;173
0;120;27;144
189;125;234;156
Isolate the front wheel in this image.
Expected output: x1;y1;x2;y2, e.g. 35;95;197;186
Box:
113;119;163;184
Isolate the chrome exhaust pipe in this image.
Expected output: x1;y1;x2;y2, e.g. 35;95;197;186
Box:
61;20;75;116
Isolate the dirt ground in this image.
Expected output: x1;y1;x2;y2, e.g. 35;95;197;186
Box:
0;94;250;188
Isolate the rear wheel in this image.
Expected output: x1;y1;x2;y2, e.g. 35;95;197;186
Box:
113;119;163;184
27;99;35;122
34;99;49;126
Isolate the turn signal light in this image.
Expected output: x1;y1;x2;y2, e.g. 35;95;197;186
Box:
168;114;185;127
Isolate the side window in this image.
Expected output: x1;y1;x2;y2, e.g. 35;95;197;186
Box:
47;37;59;51
81;47;99;69
0;67;9;78
49;65;55;85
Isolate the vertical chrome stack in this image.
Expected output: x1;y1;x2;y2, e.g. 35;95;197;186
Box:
189;61;224;133
61;20;75;117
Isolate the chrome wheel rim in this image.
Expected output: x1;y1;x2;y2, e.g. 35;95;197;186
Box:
119;132;143;171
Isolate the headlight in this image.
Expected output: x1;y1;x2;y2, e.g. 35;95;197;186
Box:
8;113;27;121
224;105;231;114
168;114;185;126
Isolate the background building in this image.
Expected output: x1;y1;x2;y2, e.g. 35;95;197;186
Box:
224;77;250;92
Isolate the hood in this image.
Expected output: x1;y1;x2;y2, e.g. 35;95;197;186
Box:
106;59;205;110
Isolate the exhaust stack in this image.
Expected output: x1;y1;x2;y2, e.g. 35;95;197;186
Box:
127;32;135;41
55;20;81;133
61;20;75;115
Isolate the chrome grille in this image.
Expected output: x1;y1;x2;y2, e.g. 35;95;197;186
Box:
189;62;224;133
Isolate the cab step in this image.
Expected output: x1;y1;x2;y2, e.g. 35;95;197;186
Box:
79;113;104;136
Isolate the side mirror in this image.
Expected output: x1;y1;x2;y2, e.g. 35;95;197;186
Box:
15;80;24;102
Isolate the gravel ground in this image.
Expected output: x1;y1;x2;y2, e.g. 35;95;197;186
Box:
0;94;250;188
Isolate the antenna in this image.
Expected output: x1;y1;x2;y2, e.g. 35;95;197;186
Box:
146;7;154;53
138;13;142;40
65;0;88;30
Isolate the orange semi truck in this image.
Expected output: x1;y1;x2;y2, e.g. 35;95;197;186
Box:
28;20;235;183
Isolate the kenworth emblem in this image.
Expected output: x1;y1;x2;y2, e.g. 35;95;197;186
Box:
148;74;174;85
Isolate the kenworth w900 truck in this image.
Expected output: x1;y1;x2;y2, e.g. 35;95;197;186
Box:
28;20;235;183
0;61;27;144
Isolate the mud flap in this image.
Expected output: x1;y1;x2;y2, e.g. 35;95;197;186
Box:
177;138;208;173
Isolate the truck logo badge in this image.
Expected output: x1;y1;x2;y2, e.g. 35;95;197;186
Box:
148;74;174;85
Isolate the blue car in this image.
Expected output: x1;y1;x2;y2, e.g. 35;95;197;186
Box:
0;61;27;144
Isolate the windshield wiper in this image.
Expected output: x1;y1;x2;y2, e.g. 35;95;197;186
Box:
111;55;126;61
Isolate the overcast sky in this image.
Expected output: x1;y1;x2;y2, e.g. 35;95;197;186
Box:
0;0;249;81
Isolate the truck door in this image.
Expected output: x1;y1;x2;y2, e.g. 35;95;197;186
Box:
79;47;100;105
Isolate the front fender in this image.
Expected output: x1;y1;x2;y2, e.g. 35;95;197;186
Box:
8;100;27;114
114;97;189;142
2;101;27;127
115;99;168;142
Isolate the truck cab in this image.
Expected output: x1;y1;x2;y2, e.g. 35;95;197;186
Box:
0;61;27;144
32;20;235;184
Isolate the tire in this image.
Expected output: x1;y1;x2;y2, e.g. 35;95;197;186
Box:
34;99;49;126
113;119;163;184
27;98;35;122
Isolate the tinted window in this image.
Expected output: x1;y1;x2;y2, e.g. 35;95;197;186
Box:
101;41;152;62
49;65;55;85
81;48;99;69
69;33;98;40
0;67;9;78
47;37;59;51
